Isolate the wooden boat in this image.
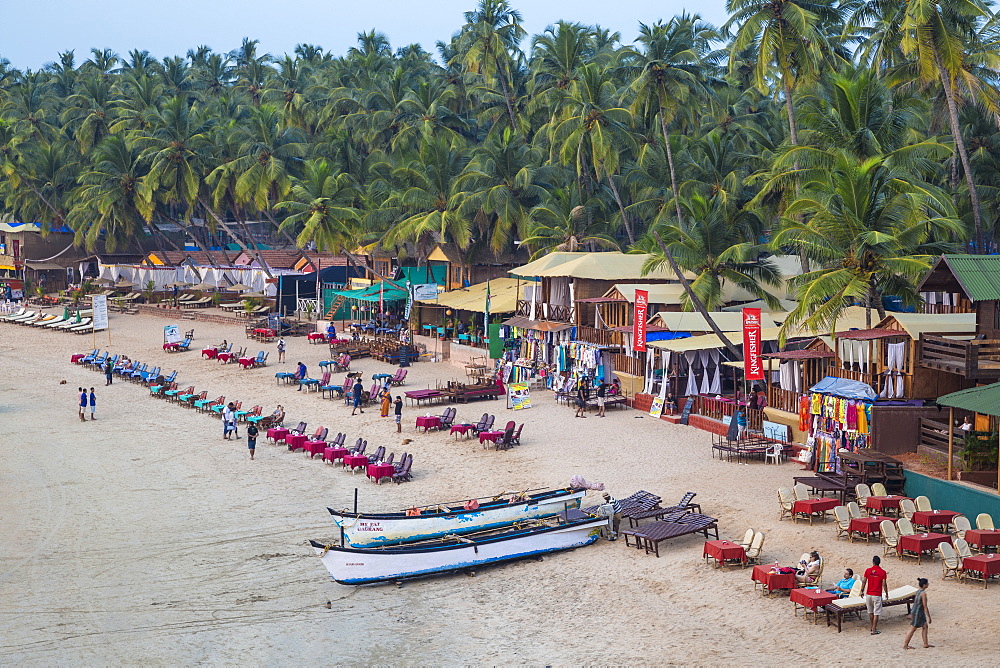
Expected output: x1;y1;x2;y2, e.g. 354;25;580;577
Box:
328;488;587;547
310;513;607;585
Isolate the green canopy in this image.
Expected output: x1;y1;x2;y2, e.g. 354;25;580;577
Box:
331;283;409;303
937;383;1000;417
401;265;447;286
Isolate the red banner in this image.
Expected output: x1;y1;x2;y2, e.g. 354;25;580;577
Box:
743;307;764;380
633;290;649;352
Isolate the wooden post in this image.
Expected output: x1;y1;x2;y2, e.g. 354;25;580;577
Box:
947;406;954;481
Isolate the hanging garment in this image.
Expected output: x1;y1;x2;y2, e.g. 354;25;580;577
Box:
846;401;858;430
799;395;811;432
643;350;654;395
710;350;722;395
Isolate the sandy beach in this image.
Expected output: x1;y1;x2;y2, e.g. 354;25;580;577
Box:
1;310;997;664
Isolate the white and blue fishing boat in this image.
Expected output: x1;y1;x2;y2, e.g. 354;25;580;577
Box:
310;513;606;585
329;488;587;547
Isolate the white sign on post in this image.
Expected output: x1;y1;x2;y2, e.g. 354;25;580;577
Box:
164;324;181;345
412;283;439;300
92;295;108;331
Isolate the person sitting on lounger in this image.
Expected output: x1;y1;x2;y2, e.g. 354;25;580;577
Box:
826;568;856;597
795;551;822;584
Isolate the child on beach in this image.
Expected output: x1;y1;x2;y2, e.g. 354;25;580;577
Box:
247;423;258;460
394;396;403;433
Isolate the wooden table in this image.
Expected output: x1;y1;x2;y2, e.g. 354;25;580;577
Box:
751;564;796;597
966;529;1000;552
963;554;1000;588
792;498;839;524
703;540;746;568
911;509;961;533
790;588;837;623
898;532;951;564
405;389;445;406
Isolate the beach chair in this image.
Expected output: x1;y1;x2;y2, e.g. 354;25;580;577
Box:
898;498;916;520
880;520;899;557
976;513;995;530
392;456;413;483
178;388;202;406
305;428;329;457
174;338;193;352
152;370;177;387
236;405;261;422
871;482;888;496
744;531;765;565
854;484;871;509
291;426;325;452
792;483;811;501
383;452;394;465
437;407;456;429
150;381;175;398
287;421;306;436
847;501;864;520
511;423;524;445
953;515;972;541
253;351;268;367
913;495;932;512
735;528;755;552
954;537;973;559
329;433;345;448
209;400;231;416
247;408;275;426
304;371;329;393
140;366;161;383
473;415;494;435
127;363;147;382
320;376;342;398
896;517;916;536
390;368;407;386
833;506;852;541
197;395;224;412
823;581;868;631
777;487;795;520
366;446;386;464
938;542;964;581
349;441;367;458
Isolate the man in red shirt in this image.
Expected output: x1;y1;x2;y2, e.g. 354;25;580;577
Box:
862;555;889;635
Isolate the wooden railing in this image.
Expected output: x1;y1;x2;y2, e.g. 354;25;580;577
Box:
611;353;645;377
922;303;973;314
919;334;1000;379
515;300;575;323
769;386;801;414
693;395;764;431
576;324;621;348
919;418;965;454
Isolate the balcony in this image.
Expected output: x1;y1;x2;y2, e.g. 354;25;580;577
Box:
514;300;575;323
918;334;1000;380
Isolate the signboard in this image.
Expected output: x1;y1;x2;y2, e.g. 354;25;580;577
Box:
412;283;439;300
508;382;532;410
762;420;790;442
633;289;648;352
163;324;181;345
679;396;694;425
742;307;764;381
91;295;108;331
649;396;664;417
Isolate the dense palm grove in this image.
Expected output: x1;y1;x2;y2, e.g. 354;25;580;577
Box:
1;0;999;331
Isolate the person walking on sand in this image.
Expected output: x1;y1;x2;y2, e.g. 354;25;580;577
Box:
88;387;97;420
596;381;608;418
351;378;364;415
295;361;307;391
104;358;113;386
574;381;588;418
903;578;933;650
222;402;235;440
246;422;258;460
78;387;87;422
394;396;403;433
277;338;286;364
862;555;889;635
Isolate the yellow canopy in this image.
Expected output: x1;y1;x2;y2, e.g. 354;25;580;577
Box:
876;313;976;339
417;277;520;313
649;311;777;332
510;252;682;281
647;327;784;353
609;283;687;304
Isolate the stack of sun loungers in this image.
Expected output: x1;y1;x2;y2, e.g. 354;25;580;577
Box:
1;308;95;333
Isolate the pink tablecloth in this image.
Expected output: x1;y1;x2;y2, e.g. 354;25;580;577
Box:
201;348;218;359
238;357;255;369
285;434;308;451
71;354;85;363
367;463;395;483
305;440;327;458
162;343;179;351
308;332;326;342
343;454;368;470
450;424;473;438
267;428;288;443
479;430;504;444
415;416;441;431
217;352;233;363
864;496;910;513
323;447;349;463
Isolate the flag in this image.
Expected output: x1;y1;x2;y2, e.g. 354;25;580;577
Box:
742;308;764;380
633;289;648;352
484;280;491;340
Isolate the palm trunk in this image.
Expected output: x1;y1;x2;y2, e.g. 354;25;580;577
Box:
652;231;742;360
938;60;985;253
782;78;811;274
197;196;273;277
493;55;518;130
606;174;635;245
659;109;684;224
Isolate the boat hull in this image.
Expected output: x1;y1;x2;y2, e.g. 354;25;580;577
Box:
311;518;606;585
330;489;587;547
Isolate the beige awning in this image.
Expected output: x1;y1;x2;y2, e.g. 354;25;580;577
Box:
876;313;976;339
417;277;519;313
649;311;777;332
648;327;784;353
510;252;682;281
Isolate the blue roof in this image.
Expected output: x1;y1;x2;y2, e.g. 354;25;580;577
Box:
809;376;877;400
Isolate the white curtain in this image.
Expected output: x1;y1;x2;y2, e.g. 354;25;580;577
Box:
659;351;671;398
549;277;570;307
643;350;654;395
699;350;711;395
710;350;721;394
886;342;906;371
779;361;794;391
685;352;699;396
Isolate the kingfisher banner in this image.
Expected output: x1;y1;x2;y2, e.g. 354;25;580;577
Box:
633;289;649;352
742;307;764;381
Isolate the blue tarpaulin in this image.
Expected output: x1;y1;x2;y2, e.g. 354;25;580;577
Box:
809;376;878;401
646;331;693;342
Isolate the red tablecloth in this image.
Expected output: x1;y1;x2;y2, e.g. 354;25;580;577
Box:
367;463;395;483
912;509;961;531
305;440;327;458
308;332;326;342
793;498;839;520
285;434;307;451
898;532;951;558
849;516;894;539
254;328;276;338
343;454;368;470
751;564;796;595
703;539;747;566
71;354;85;363
267;428;288;443
450;424;473;438
864;496;910;512
963;554;1000;580
201;348;218;359
323;447;348;463
479;430;504;444
217;352;233;363
415;416;441;431
966;529;1000;550
238;357;255;369
162;343;179;351
790;588;837;614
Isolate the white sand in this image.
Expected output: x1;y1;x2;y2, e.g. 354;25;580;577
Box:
1;310;996;663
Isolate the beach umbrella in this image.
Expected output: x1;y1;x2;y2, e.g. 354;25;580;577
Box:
63;306;70;320
92;278;114;285
166;281;191;288
75;310;82;323
114;279;134;288
225;283;254;292
241;291;266;298
189;282;216;290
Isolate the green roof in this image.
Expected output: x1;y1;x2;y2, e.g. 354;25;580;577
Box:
330;283;409;303
938;255;1000;302
937;383;1000;417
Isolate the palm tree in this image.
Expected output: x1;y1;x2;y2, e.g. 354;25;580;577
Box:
455;0;526;129
521;184;618;258
276;158;360;250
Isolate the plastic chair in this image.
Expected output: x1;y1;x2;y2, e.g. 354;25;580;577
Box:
764;443;783;465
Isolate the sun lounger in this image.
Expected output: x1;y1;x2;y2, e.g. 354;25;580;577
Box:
825;585;918;632
622;513;719;557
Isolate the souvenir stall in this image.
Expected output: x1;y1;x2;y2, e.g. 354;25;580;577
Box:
803;377;877;474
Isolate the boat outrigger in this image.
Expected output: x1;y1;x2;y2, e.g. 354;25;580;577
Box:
311;512;607;585
328;487;587;547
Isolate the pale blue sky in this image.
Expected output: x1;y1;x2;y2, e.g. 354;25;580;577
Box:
3;0;730;69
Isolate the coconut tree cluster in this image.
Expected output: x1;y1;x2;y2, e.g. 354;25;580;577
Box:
1;0;999;329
